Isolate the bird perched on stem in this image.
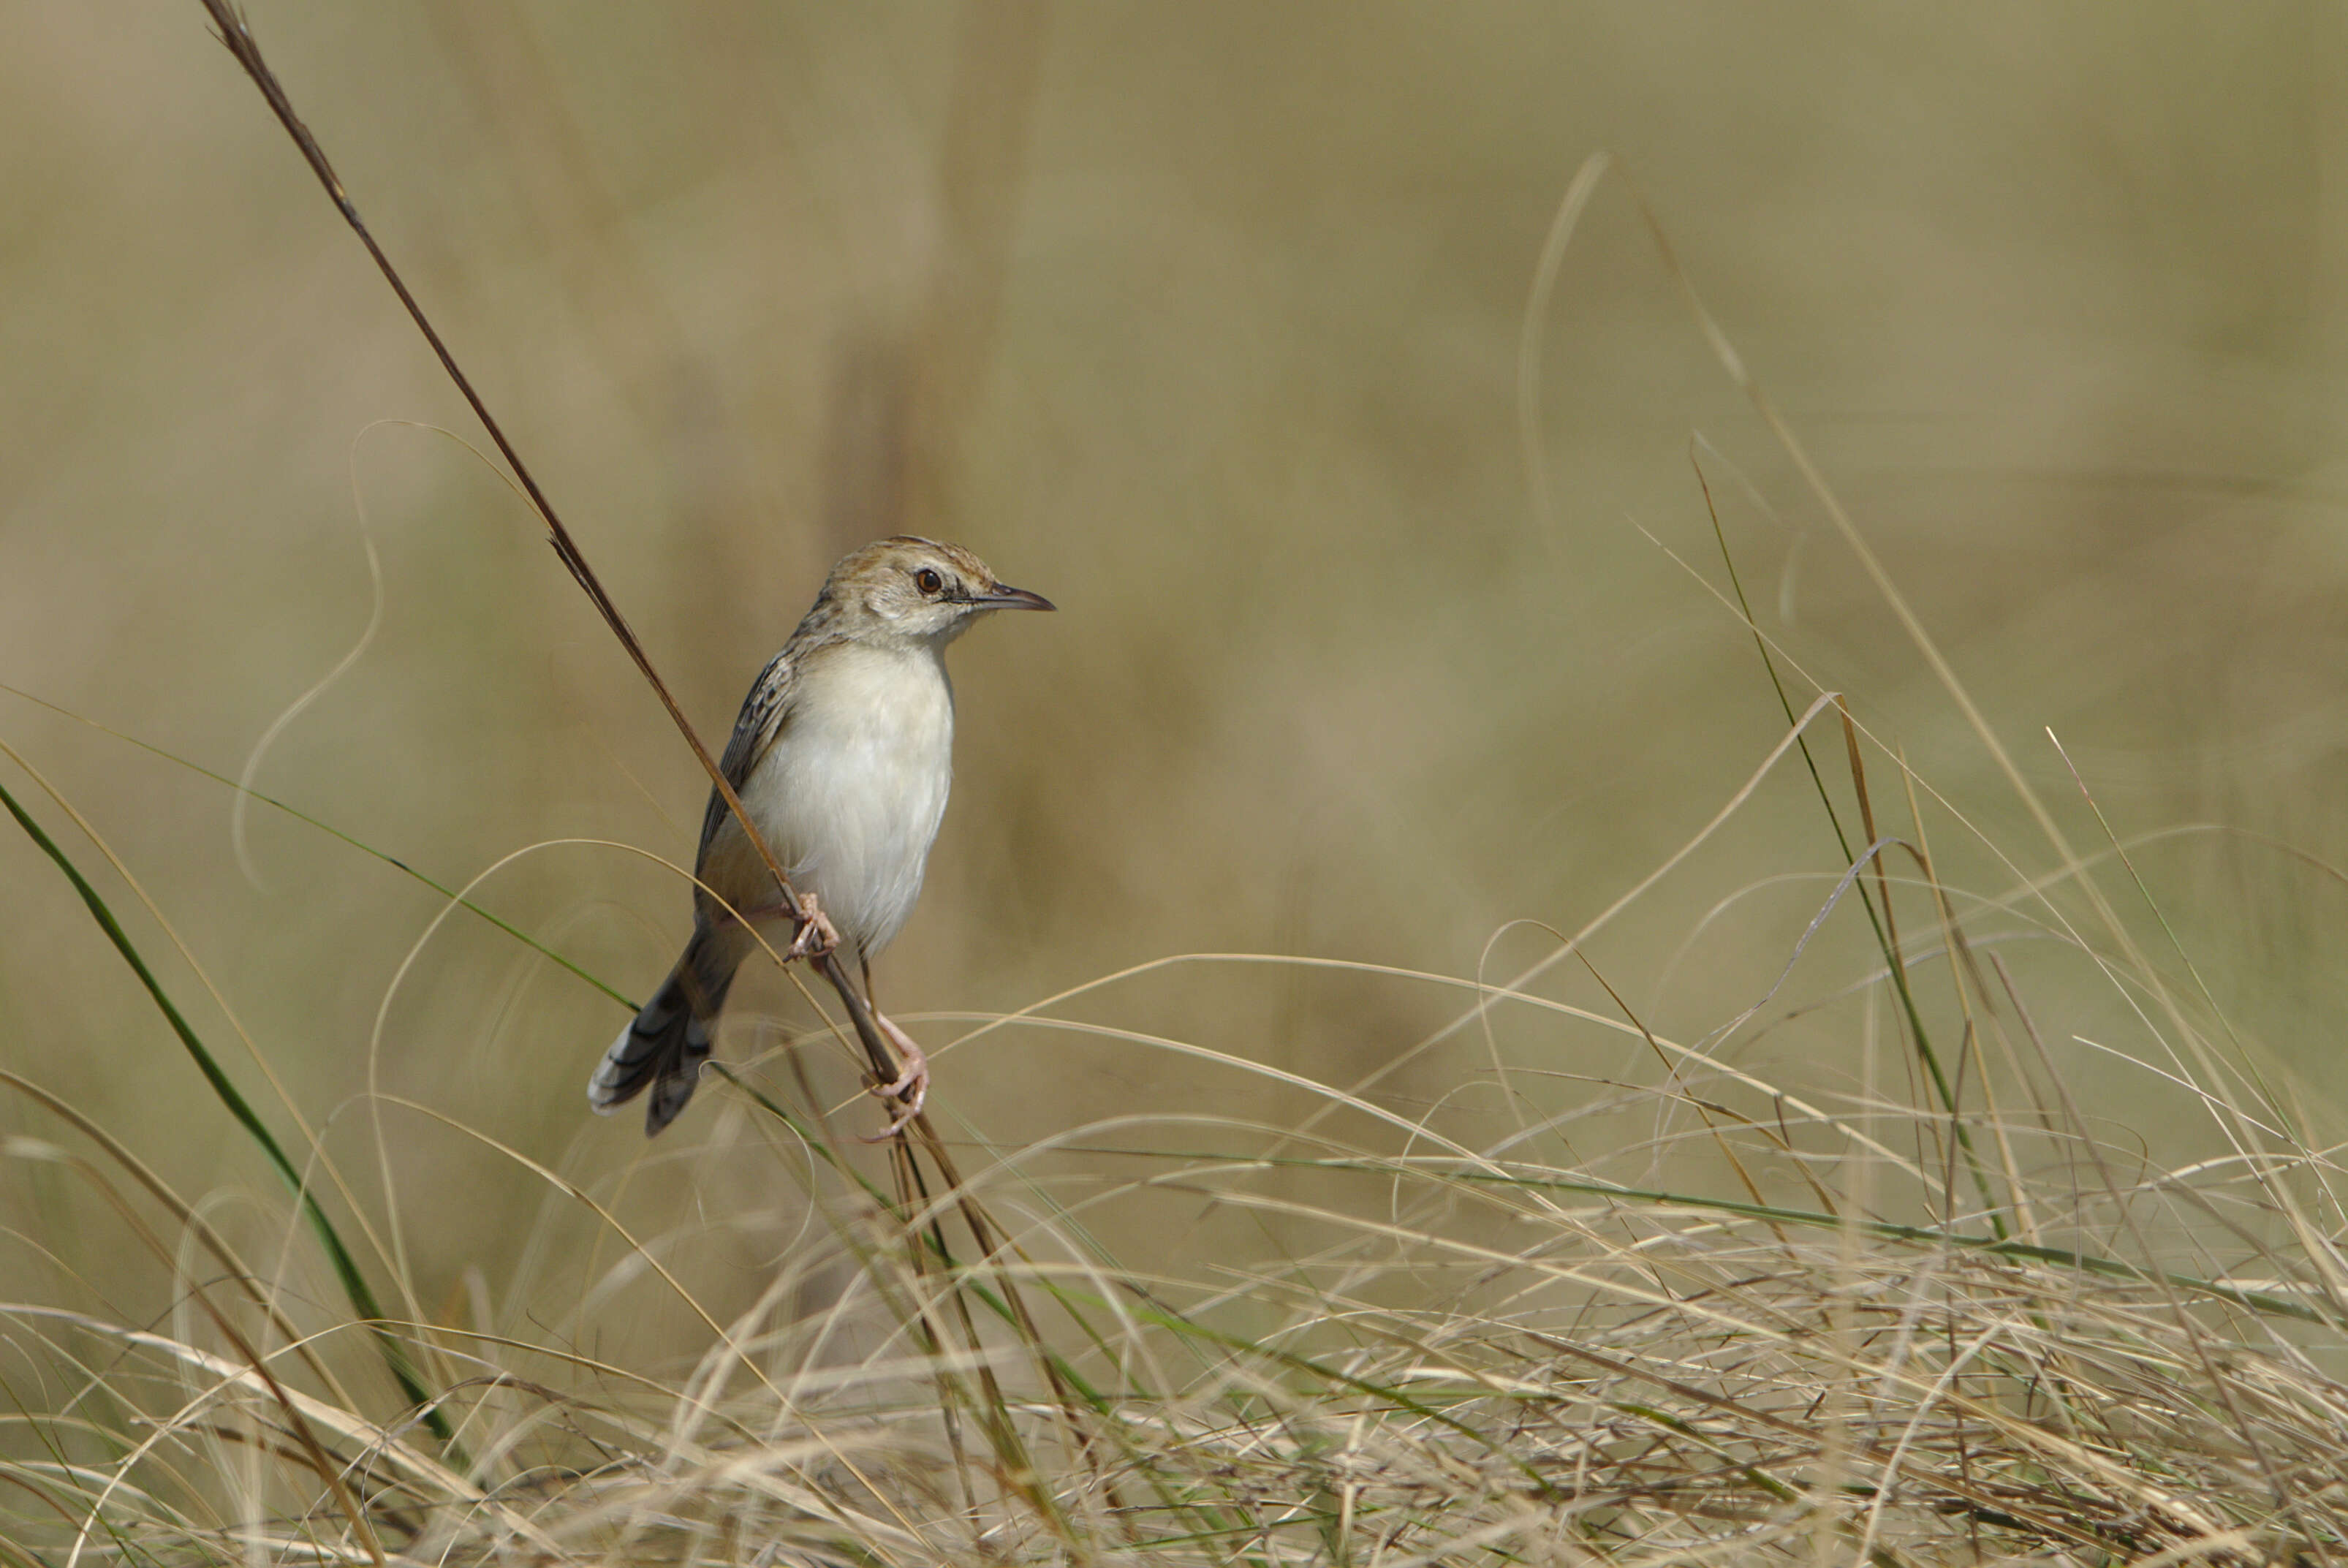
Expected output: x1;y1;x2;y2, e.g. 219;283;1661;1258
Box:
588;537;1053;1137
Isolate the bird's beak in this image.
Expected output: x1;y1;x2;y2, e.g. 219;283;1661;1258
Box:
972;585;1056;612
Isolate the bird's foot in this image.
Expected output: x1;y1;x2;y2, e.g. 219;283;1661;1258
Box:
857;1010;930;1142
783;893;839;963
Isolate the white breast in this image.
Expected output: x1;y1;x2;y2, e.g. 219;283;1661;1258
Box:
738;642;955;958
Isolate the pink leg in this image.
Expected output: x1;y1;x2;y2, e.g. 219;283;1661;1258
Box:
857;1010;930;1141
727;891;838;962
783;892;839;961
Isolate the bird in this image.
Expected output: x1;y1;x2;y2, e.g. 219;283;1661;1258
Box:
588;536;1053;1137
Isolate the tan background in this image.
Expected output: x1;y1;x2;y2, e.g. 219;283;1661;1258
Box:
5;4;2347;1350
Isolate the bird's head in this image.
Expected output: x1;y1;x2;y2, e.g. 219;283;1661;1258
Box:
821;537;1054;646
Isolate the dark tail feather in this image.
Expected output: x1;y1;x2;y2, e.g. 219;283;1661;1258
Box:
588;930;740;1135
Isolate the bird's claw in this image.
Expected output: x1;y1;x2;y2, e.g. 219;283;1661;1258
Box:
857;1010;930;1142
784;893;839;962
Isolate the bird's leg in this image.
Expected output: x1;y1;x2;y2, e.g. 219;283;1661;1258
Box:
718;890;838;963
855;961;929;1140
782;892;838;961
857;1014;928;1140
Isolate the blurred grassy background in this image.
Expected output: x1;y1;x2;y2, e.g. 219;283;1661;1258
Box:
7;3;2348;1359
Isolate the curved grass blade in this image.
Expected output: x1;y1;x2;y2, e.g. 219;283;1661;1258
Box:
0;772;453;1444
1692;450;2010;1239
0;680;633;1012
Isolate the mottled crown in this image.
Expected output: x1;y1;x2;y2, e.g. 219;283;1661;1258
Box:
801;537;1053;648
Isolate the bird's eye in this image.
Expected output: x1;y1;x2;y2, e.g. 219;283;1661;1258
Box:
914;568;944;596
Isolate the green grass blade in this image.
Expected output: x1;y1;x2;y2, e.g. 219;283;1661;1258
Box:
0;681;634;1012
1693;458;2009;1238
0;771;453;1444
1069;1143;2333;1325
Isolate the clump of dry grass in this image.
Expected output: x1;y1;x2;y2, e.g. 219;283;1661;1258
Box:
7;908;2348;1567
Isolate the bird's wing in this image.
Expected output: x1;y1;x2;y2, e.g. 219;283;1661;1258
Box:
694;646;800;869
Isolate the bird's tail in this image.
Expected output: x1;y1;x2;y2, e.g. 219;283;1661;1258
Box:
588;928;742;1135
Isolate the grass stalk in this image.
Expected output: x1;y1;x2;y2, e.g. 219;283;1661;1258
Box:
0;768;452;1444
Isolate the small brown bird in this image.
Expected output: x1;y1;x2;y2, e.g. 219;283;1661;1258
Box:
589;537;1053;1136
